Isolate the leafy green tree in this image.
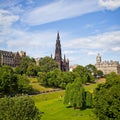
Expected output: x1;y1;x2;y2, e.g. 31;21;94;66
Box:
17;74;32;94
15;56;36;75
94;72;120;120
73;65;95;83
0;65;13;75
0;95;41;120
64;78;86;109
26;65;38;77
96;70;103;78
38;69;74;88
86;91;92;108
39;56;58;72
0;66;18;96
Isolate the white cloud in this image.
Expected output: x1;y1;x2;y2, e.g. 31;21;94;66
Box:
112;47;120;51
3;29;58;57
21;0;102;25
0;9;19;26
65;30;120;52
99;0;120;10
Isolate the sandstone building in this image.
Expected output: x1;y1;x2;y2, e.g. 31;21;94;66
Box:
95;53;120;75
54;32;69;71
0;50;26;67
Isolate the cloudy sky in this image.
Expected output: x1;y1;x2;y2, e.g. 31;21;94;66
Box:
0;0;120;66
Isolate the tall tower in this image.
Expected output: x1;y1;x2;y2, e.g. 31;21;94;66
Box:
55;32;62;70
96;53;101;64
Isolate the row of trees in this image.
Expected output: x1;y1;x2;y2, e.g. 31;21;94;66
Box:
0;95;41;120
15;56;58;76
38;65;97;89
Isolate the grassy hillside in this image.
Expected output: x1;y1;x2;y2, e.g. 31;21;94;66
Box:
32;78;105;120
84;78;105;93
28;77;54;92
32;91;98;120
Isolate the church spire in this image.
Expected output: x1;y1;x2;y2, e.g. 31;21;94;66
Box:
55;32;62;70
57;31;60;41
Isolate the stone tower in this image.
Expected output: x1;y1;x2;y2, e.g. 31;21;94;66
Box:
55;32;62;70
54;32;69;71
96;53;101;64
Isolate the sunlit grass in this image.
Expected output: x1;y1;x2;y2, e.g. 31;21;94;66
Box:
32;91;98;120
28;77;53;92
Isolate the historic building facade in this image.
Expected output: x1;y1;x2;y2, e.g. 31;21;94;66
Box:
54;32;69;71
0;50;26;67
95;53;120;75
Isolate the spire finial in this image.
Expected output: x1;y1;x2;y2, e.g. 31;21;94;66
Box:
57;31;60;40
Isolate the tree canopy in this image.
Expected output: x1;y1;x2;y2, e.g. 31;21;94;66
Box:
73;65;95;83
64;78;92;109
39;56;58;72
94;72;120;120
0;95;41;120
0;65;32;97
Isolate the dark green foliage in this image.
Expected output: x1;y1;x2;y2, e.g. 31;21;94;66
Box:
39;56;58;72
38;68;74;88
94;72;120;120
14;56;37;75
0;95;41;120
86;64;103;78
86;64;97;75
86;91;92;108
0;65;32;97
64;78;93;109
73;65;95;83
17;75;32;94
96;70;103;78
26;65;39;77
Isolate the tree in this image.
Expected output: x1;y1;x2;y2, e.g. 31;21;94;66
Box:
0;66;18;96
39;56;58;72
64;78;87;109
0;65;33;97
17;74;32;94
96;70;103;78
86;91;92;108
38;69;74;89
15;56;36;75
0;95;41;120
26;65;39;77
94;72;120;120
73;65;95;83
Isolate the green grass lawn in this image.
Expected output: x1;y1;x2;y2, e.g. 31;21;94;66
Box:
32;91;98;120
28;77;54;92
84;78;105;93
31;78;105;120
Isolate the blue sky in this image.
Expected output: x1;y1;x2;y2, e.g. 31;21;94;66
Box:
0;0;120;66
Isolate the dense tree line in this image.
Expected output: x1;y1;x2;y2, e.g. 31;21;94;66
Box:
0;65;32;97
0;95;41;120
38;68;76;88
38;65;96;89
94;72;120;120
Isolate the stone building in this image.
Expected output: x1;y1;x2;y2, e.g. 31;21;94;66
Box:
95;53;120;75
0;50;26;67
54;32;69;71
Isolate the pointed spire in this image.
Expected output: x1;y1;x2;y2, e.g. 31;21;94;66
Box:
57;31;60;40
